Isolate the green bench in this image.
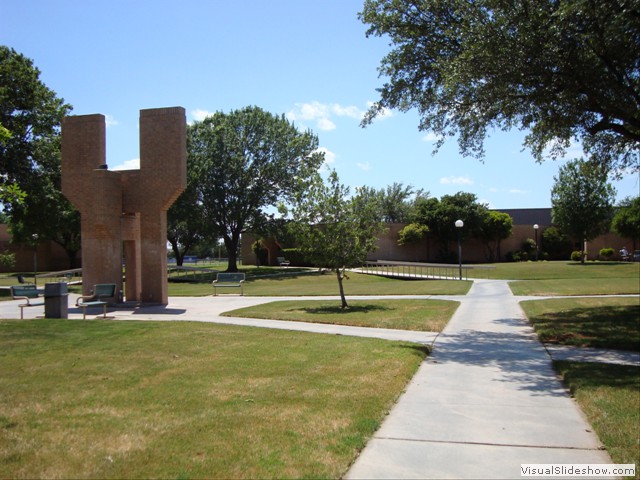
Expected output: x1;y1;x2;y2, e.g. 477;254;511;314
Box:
212;273;245;296
11;285;44;319
76;283;116;319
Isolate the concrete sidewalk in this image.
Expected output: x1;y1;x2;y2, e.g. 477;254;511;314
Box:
0;293;442;345
346;280;614;479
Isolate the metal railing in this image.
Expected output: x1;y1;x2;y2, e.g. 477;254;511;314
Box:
361;260;495;280
36;268;83;284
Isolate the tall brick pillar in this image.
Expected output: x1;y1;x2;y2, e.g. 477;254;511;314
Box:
61;107;186;305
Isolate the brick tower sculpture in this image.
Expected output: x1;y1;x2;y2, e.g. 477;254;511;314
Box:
61;107;186;304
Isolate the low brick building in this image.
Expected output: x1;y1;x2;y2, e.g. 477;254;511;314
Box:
242;208;636;265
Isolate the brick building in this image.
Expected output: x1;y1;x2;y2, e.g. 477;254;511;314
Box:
242;208;636;265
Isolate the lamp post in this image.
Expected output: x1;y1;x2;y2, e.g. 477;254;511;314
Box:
533;224;539;261
455;219;464;280
32;234;38;286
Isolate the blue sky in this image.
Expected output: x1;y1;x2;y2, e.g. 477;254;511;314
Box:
2;0;637;209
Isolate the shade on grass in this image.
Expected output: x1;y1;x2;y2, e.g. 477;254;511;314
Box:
0;319;426;479
521;297;640;351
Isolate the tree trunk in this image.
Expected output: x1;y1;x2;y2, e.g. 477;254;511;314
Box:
66;249;79;269
169;239;184;266
224;234;239;272
337;268;348;309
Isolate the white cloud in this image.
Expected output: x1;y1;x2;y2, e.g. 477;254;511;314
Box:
542;138;584;160
315;147;336;168
105;115;119;128
331;104;364;119
190;109;214;123
317;117;336;131
357;161;371;171
287;101;369;132
440;176;473;185
365;101;395;121
111;158;140;171
422;132;442;143
509;188;528;194
479;198;495;209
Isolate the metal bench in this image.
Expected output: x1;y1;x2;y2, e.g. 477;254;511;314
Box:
212;273;245;296
10;285;44;319
76;283;116;319
277;256;290;267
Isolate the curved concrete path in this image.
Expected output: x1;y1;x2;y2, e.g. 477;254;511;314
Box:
346;280;614;479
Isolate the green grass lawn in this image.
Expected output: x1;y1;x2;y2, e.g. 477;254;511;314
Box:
169;270;472;297
555;361;640;479
495;261;639;295
469;260;639;280
0;319;426;479
520;297;640;351
222;299;459;332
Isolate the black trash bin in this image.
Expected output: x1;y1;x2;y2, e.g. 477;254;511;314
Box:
44;282;69;319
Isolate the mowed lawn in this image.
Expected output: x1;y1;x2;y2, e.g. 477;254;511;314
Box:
0;319;426;479
496;261;639;296
223;299;459;332
516;265;639;477
169;270;472;297
520;297;640;351
555;361;640;476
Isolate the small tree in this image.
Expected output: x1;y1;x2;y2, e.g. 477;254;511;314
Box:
479;211;512;262
289;171;385;309
541;226;572;260
551;159;616;263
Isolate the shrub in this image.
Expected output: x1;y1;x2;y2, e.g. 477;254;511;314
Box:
397;223;429;246
542;226;572;260
599;247;615;260
281;248;312;267
0;250;15;268
521;238;537;254
252;240;268;266
570;250;584;262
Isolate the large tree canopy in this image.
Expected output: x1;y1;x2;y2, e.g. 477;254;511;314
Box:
189;106;325;272
360;0;640;174
1;46;79;266
0;46;71;191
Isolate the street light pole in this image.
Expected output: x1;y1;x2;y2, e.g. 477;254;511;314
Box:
32;234;39;286
455;219;464;280
533;224;539;261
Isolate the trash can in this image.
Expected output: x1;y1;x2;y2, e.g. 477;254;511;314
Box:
44;282;68;319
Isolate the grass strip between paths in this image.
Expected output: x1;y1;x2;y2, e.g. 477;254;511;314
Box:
0;319;427;479
520;297;640;351
222;299;459;332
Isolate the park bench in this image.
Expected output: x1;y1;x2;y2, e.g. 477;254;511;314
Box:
212;273;245;296
277;257;290;267
11;284;44;319
76;283;116;319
